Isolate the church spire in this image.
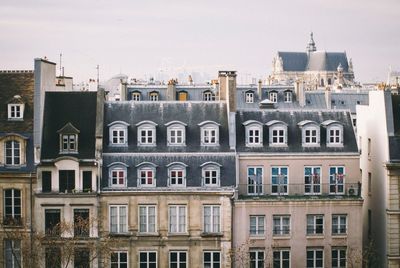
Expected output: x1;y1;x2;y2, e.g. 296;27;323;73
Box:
306;32;317;53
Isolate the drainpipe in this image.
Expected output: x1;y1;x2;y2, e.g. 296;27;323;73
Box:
29;172;33;268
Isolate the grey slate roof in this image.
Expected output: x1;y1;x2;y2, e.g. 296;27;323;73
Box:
41;92;97;160
277;52;308;71
236;110;358;153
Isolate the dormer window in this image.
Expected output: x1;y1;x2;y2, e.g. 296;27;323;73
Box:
5;140;20;166
136;121;157;146
245;91;254;103
131;91;141;101
108;121;129;146
203;90;216;101
178;91;188;101
108;162;128;188
269;91;278;103
284;91;292;103
322;120;344;147
57;123;80;153
198;121;220;146
298;121;320;147
243;120;263;147
149;91;159;101
266;120;288;146
8;104;24;120
165;121;187;146
136;162;157;187
201;162;222;187
167;162;187;187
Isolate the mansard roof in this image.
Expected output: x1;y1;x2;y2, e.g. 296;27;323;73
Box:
41;91;97;160
236;110;358;153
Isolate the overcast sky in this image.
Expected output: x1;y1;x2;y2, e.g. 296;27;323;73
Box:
1;0;399;83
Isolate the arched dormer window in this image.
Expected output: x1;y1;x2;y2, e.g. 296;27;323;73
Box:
245;90;254;103
108;121;130;146
136;162;157;187
177;91;188;101
200;162;222;187
269;91;278;103
284;90;292;103
131;91;141;101
203;90;216;101
1;134;28;167
149;91;159;101
298;120;320;147
198;121;220;146
166;162;187;187
57;122;79;153
136;121;157;146
108;162;129;188
243;120;263;147
321;120;344;147
165;121;187;146
266;120;288;146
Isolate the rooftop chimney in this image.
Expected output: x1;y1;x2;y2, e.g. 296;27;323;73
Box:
295;80;306;107
167;79;177;100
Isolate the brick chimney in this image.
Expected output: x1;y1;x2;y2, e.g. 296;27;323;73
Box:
218;71;237;113
167;79;177;101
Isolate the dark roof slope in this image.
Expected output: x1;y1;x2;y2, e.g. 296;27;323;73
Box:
389;95;400;161
236;110;358;153
41;92;97;160
103;102;233;153
0;71;34;132
278;52;308;71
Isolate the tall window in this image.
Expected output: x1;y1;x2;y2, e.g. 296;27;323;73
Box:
131;92;141;101
139;251;157;268
304;167;321;195
204;252;220;268
4;240;21;268
8;104;23;119
46;248;61;268
139;168;155;187
203;205;220;233
307;215;324;235
269;91;278;103
82;171;92;192
332;215;347;235
59;170;75;193
306;249;323;268
250;215;265;236
245;91;254;103
5;140;20;166
273;215;290;236
332;248;346;268
74;249;90;268
111;251;128;268
284;91;292;103
45;209;61;236
169;205;186;233
42;171;52;193
109;205;127;234
170;251;187;268
139;205;156;233
3;189;21;225
110;167;126;188
74;209;89;237
250;250;264;268
273;249;290;268
271;167;288;195
329;166;345;194
248;167;263;195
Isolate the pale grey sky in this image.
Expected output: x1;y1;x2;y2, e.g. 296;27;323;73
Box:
1;0;399;83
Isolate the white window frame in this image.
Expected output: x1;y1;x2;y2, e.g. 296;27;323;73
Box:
270;125;287;146
269;91;278;103
60;134;78;153
168;205;187;234
169;251;187;268
167;163;187;187
303;126;320;146
138;167;156;187
201;163;221;187
166;122;186;146
111;251;128;268
4;189;22;225
271;166;288;195
284;91;292;103
131;92;141;101
136;121;157;146
327;125;343;147
332;214;347;235
249;250;265;268
109;205;128;234
273;249;290;268
306;248;324;268
5;140;21;166
245;91;254;103
149;92;159;101
247;167;263;195
139;205;157;233
203;251;221;268
203;91;215;101
250;215;265;236
139;251;157;268
8;104;24;120
329;166;345;195
4;240;21;268
199;121;220;146
245;123;263;147
331;248;346;268
273;215;290;236
304;166;321;195
307;215;324;235
108;121;129;146
109;167;127;188
203;205;221;233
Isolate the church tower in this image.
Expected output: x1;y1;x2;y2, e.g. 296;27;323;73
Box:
306;32;317;53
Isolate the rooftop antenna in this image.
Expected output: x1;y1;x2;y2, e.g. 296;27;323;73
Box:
96;64;100;90
59;53;62;77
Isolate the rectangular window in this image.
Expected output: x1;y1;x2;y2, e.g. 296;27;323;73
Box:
111;128;126;144
304;167;321;194
111;251;128;268
5;140;20;166
59;170;75;193
82;171;92;192
140;129;154;144
150;93;159;101
46;247;61;268
250;215;265;236
62;134;77;152
332;248;346;268
273;215;290;236
170;251;187;268
248;127;261;145
245;92;254;103
4;189;21;225
169;205;186;233
306;248;324;268
368;172;372;195
270;92;278;103
139;251;157;268
273;249;290;268
4;240;21;268
248;167;263;195
203;128;217;145
74;209;89;237
74;248;90;268
305;129;317;144
203;205;220;233
204;169;219;186
169;129;184;145
332;215;347;235
139;205;156;233
8;104;23;119
272;128;285;144
329;166;345;194
329;128;341;144
111;169;126;187
284;91;292;103
42;171;52;192
368;138;371;157
45;209;61;236
169;169;185;187
307;215;324;235
271;167;288;195
109;205;127;233
368;209;372;237
204;251;220;268
250;250;264;268
140;169;155;186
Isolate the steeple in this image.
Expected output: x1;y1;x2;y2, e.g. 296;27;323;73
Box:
306;32;317;53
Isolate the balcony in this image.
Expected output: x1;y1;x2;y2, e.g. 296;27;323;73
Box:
238;182;361;199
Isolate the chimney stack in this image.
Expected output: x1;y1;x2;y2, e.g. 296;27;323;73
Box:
167;79;177;101
218;71;237;113
325;87;332;109
295;80;306;107
257;79;263;100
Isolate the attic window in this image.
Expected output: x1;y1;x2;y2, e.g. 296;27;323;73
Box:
269;91;278;103
243;120;263;147
149;91;159;101
203;90;216;101
284;91;292;103
131;91;141;101
298;121;320;147
136;121;157;146
201;162;222;187
356;101;361;105
341;101;345;105
245;91;254;103
199;121;220;146
166;121;187;146
8;104;24;120
136;162;157;187
57;123;80;153
167;162;187;187
266;121;288;146
108;121;130;146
